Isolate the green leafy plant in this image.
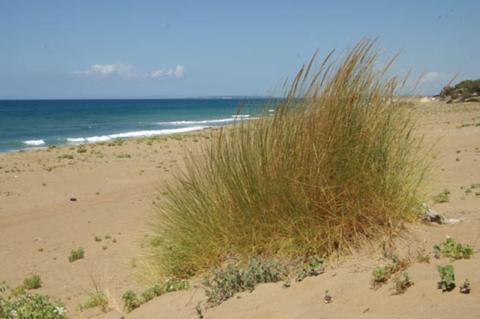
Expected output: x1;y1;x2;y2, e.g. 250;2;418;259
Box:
79;290;108;312
0;282;66;319
57;154;74;160
433;189;450;203
68;247;85;262
372;266;389;288
141;284;162;303
122;290;141;313
296;255;325;282
392;272;413;294
122;278;189;312
433;237;474;260
77;145;87;153
203;257;285;306
148;40;428;279
437;265;455;292
23;274;42;290
79;278;109;312
371;255;410;289
162;278;189;293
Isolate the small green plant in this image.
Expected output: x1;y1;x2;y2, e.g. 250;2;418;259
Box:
77;145;87;153
0;282;66;319
141;284;162;302
433;237;474;260
203;257;285;306
115;153;131;159
162;278;189;293
80;290;108;312
392;272;413;294
433;189;450;203
78;277;109;312
23;274;42;290
57;154;74;160
371;255;410;289
372;266;389;288
437;265;455;292
296;255;325;282
122;290;141;313
68;247;85;262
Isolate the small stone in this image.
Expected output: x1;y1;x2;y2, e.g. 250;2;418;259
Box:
70;197;77;202
324;290;332;304
460;279;471;294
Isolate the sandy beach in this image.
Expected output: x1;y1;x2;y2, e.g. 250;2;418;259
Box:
1;99;480;318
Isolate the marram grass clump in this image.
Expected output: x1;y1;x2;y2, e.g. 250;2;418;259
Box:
148;40;428;279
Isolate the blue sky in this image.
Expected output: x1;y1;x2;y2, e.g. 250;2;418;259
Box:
0;0;478;99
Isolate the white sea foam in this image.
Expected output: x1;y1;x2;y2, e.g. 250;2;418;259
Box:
157;115;255;126
23;139;46;146
66;126;208;144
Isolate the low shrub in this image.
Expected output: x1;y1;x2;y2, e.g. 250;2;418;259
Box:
392;272;413;294
437;265;455;292
122;290;141;313
203;257;285;306
433;237;474;260
296;255;325;282
80;291;108;312
68;247;85;262
122;278;189;312
23;274;42;290
57;154;74;160
371;255;410;289
0;282;66;319
432;189;450;203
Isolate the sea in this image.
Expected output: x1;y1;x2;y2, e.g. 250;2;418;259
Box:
0;98;272;153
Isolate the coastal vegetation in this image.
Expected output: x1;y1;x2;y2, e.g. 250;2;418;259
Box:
440;79;480;103
147;40;429;280
0;282;66;319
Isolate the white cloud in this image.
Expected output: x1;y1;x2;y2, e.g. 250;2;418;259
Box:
75;63;135;78
149;65;186;78
418;71;451;86
75;63;186;80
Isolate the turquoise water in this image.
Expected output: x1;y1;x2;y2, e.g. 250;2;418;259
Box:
0;98;271;152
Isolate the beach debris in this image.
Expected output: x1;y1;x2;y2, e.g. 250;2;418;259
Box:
422;204;461;225
460;279;471;294
323;290;332;304
70;197;77;202
196;302;205;318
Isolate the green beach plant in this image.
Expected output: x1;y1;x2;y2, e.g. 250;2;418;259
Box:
203;257;285;306
148;40;428;279
68;247;85;262
437;265;455;292
432;189;450;203
433;237;474;260
392;272;413;294
0;281;66;319
23;274;42;290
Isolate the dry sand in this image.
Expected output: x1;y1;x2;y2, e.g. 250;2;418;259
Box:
1;99;480;318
